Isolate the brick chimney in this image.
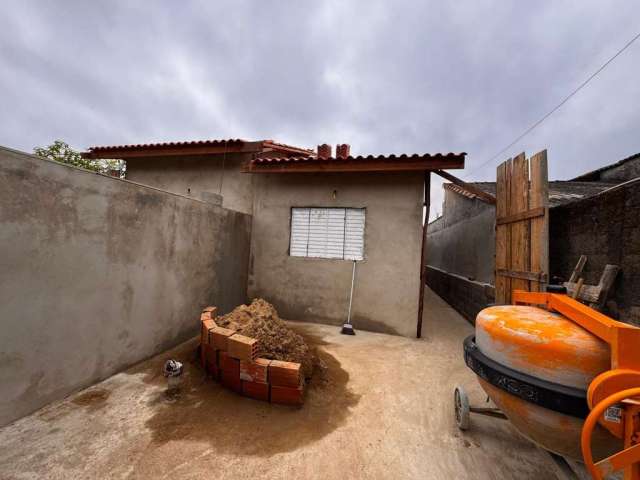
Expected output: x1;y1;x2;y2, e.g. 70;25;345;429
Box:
336;144;351;159
317;144;332;159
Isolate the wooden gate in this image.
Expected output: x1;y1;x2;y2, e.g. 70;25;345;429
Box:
495;150;549;304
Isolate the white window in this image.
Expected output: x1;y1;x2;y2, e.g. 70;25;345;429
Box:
290;207;365;260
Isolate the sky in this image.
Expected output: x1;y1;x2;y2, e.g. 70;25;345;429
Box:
2;1;639;218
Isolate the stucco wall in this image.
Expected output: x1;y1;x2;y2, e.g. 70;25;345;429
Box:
248;172;423;337
426;190;495;284
125;153;255;214
0;146;251;426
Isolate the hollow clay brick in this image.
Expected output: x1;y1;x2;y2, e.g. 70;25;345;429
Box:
212;327;235;351
270;383;304;405
219;351;240;375
227;334;259;361
221;372;242;393
242;380;270;401
206;350;220;380
240;358;271;383
202;306;217;315
269;360;301;387
201;318;216;345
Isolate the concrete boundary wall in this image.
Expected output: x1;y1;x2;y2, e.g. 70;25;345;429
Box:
0;146;251;426
426;266;495;324
426;190;495;285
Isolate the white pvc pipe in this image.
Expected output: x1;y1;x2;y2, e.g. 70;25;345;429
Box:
347;260;356;325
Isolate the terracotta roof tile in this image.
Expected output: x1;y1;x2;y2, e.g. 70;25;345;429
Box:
83;138;313;159
252;152;466;165
88;138;246;152
262;140;314;155
246;152;466;173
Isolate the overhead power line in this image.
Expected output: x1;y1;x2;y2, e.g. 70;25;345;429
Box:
463;29;640;179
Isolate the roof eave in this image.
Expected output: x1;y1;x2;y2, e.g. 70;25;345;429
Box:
82;140;264;160
242;154;465;174
261;141;315;157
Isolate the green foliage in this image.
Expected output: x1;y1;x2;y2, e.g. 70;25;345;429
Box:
33;140;125;177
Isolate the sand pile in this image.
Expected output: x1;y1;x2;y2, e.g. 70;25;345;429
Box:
216;299;315;379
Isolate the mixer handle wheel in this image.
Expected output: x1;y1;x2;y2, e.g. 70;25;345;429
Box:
454;386;470;431
581;387;640;479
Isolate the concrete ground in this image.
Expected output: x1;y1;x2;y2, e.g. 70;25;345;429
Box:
0;289;559;479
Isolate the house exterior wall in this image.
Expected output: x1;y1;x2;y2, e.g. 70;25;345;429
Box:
125;153;255;214
0;146;251;426
248;172;424;337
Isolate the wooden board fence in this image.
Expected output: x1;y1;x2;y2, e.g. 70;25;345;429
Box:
495;150;549;304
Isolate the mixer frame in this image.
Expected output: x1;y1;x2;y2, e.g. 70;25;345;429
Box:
512;290;640;480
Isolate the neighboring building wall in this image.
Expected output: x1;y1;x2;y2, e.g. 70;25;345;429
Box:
248;172;423;337
425;190;496;322
573;154;640;183
550;182;640;326
125;153;255;214
0;147;251;426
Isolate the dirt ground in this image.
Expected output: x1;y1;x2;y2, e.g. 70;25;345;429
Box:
0;289;560;479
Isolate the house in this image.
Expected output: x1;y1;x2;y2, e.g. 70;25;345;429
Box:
84;140;466;337
426;152;640;325
83;139;314;214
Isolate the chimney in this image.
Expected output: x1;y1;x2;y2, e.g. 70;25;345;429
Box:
317;144;332;159
336;144;351;159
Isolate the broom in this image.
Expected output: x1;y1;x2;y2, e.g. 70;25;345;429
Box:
341;260;357;335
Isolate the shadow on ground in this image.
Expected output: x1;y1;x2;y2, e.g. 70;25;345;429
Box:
126;325;360;457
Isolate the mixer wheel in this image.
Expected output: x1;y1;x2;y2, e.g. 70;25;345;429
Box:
454;386;470;430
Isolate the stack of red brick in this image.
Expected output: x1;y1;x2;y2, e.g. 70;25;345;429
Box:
200;306;304;405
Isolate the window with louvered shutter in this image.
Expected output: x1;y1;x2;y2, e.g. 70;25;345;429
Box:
289;207;365;260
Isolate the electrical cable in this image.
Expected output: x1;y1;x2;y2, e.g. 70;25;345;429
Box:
462;30;640;179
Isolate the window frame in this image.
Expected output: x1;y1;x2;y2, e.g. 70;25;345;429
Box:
288;206;366;261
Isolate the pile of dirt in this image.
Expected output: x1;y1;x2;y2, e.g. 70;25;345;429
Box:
216;299;315;379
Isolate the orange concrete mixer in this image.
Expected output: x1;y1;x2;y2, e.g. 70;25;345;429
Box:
456;289;640;479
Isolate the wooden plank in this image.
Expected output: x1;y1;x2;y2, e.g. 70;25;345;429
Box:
242;157;465;173
563;264;620;306
595;264;620;308
510;153;530;296
564;281;600;303
495;160;510;304
416;171;430;338
529;150;549;292
496;207;545;225
496;269;547;282
433;169;496;204
571;278;584;300
568;255;587;284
